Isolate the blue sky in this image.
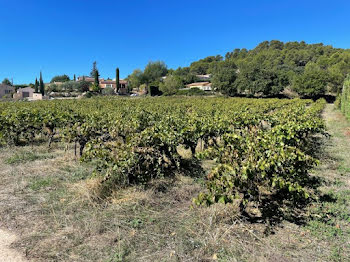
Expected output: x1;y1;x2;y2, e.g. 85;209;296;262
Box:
1;0;350;84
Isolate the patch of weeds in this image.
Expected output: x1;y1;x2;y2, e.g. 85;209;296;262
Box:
307;190;350;239
106;248;130;262
128;218;144;229
337;164;350;174
306;220;343;239
216;248;243;262
329;246;345;262
5;151;54;164
60;164;92;182
332;178;345;186
29;177;55;191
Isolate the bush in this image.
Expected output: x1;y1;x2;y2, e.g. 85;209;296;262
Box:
102;87;115;96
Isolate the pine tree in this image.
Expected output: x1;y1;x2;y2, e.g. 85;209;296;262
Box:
39;72;45;96
34;78;39;93
116;67;120;92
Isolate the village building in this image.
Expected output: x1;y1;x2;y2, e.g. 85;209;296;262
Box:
77;76;129;93
77;76;98;83
186;82;212;91
0;84;15;98
13;87;35;99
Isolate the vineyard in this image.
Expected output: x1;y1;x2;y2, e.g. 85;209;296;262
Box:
341;75;350;119
0;97;326;218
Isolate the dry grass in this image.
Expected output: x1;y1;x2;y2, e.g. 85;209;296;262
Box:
0;104;349;261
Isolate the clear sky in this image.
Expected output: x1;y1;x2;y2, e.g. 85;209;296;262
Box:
1;0;350;84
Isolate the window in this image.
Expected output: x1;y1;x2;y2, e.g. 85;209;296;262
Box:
106;84;113;88
23;92;29;98
5;89;12;94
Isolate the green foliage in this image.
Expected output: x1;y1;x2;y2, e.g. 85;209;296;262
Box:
211;60;238;95
116;68;120;92
233;64;285;96
50;74;70;83
47;81;90;93
90;61;97;77
175;87;208;96
39;71;45;96
159;75;184;95
91;83;101;93
102;87;115;96
94;69;100;87
5;151;54;164
190;55;223;75
78;80;90;92
194;99;326;214
2;78;12;86
0;97;326;216
34;78;39;93
127;69;143;89
292;63;329;97
143;61;168;84
180;40;350;98
341;75;350;119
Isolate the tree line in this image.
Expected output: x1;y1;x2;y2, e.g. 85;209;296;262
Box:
127;40;350;98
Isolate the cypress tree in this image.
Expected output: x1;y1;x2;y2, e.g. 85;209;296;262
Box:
94;69;100;86
34;78;39;93
73;74;76;81
116;67;120;92
90;61;97;77
39;71;45;96
93;70;100;92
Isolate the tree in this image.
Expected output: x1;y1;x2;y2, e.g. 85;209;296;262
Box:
116;68;120;92
159;75;184;95
2;78;12;86
292;63;329;97
94;69;100;86
211;61;238;95
91;70;101;92
77;80;90;92
90;61;97;77
143;61;168;84
73;74;76;81
34;78;39;93
189;55;223;75
39;72;45;96
50;75;70;83
234;64;285;96
127;69;143;89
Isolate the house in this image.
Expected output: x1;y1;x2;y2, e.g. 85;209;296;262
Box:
99;79;129;94
77;76;129;93
0;84;15;98
77;76;101;83
99;79;116;89
14;87;35;99
186;82;212;91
